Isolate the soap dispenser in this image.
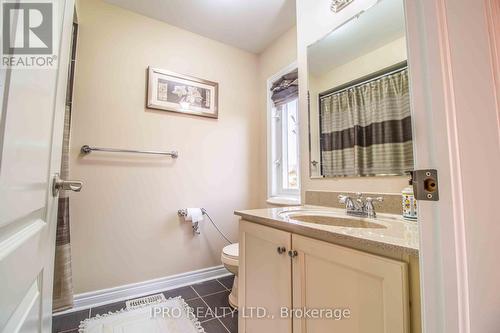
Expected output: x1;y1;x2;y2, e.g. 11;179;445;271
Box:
402;173;417;220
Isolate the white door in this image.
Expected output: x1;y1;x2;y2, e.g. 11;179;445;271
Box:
238;220;292;333
291;235;409;333
405;0;500;331
0;0;76;332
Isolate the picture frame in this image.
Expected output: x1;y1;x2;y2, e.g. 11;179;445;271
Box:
147;67;219;118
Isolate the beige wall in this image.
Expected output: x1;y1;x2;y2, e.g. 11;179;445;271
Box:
309;37;408;175
257;27;298;203
71;0;263;293
297;0;409;196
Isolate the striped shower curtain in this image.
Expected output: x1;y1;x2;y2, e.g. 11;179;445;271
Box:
320;69;414;177
52;105;74;311
53;22;77;312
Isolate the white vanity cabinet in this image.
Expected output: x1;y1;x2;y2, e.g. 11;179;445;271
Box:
239;220;293;333
239;220;410;333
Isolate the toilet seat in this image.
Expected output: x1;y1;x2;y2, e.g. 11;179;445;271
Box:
222;243;238;258
221;243;239;267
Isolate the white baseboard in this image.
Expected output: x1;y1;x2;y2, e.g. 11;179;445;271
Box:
54;265;230;316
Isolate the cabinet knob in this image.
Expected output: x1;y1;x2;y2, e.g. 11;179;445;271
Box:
277;246;286;254
288;250;298;258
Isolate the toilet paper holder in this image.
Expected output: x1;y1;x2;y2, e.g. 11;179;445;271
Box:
178;208;205;235
192;221;201;235
177;209;188;217
178;208;233;244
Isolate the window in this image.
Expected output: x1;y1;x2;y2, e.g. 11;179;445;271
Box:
268;65;300;204
273;98;299;192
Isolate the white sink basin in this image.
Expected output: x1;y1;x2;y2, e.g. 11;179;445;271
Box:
279;210;387;229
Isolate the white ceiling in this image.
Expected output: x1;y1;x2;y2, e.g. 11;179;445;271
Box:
308;0;406;75
104;0;296;54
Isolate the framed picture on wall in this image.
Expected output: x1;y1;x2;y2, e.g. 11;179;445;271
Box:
147;67;219;118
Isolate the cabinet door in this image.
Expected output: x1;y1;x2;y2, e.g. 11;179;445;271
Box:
292;235;409;333
239;220;292;333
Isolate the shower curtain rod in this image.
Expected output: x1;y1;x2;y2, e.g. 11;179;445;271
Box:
319;61;408;100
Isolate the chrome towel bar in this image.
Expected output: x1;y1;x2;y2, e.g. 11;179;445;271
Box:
80;145;178;158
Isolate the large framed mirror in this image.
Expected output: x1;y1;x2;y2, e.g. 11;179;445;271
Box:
308;0;414;178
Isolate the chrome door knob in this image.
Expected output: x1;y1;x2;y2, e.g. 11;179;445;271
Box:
52;174;83;197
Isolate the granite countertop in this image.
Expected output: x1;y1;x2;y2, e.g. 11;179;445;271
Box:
235;205;419;256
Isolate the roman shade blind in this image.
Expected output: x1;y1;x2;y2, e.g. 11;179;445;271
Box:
271;68;298;106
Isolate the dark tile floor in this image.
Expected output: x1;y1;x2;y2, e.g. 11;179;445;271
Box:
52;275;237;333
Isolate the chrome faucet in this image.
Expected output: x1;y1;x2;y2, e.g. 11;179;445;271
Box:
338;193;384;218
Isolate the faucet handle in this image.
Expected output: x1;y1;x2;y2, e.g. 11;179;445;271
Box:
366;196;383;201
338;194;348;204
366;196;384;203
365;197;383;218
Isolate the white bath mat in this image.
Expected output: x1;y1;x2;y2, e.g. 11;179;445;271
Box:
79;296;205;333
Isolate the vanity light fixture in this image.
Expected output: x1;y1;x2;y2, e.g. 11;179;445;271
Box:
330;0;354;13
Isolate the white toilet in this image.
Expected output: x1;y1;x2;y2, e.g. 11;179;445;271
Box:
221;243;239;308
